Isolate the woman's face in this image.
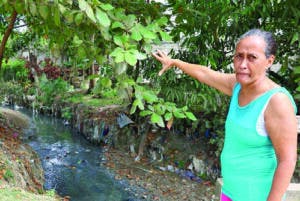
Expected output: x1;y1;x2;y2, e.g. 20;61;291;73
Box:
233;35;274;86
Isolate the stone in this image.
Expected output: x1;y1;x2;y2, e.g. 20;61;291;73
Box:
286;183;300;201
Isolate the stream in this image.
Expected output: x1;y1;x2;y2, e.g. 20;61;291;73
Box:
15;107;141;201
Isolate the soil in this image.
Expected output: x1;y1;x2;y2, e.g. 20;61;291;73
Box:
103;146;219;201
0;108;44;192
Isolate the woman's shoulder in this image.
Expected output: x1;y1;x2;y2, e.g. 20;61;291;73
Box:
268;89;297;114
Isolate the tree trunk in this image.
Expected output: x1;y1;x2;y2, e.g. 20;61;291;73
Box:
87;62;96;93
87;34;95;93
0;10;18;69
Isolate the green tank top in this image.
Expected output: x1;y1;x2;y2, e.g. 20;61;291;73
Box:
221;83;297;201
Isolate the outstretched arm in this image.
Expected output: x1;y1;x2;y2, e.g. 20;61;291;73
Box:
152;50;236;96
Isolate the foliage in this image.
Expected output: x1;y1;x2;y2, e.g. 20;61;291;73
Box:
1;0;171;68
128;80;197;128
0;0;299;164
37;75;70;107
151;0;300;156
1;59;28;83
0;81;24;105
167;0;300;106
61;107;72;120
3;169;14;181
92;77;113;98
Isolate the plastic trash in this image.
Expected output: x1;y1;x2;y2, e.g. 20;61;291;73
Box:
117;113;134;128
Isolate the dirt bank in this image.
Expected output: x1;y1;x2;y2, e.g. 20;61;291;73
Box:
0;106;219;201
0;108;60;200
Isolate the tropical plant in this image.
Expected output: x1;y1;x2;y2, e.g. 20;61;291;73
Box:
0;59;28;83
37;74;70;107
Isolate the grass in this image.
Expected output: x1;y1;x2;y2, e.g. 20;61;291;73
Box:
66;92;125;107
0;188;59;201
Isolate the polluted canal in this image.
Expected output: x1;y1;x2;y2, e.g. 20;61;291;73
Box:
18;107;142;201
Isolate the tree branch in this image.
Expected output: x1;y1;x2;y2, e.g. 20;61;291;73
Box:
0;10;18;69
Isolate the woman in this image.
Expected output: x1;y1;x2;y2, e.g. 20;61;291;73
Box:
152;29;298;201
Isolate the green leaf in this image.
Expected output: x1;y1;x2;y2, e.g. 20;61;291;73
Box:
39;5;49;19
140;26;157;40
130;104;137;114
96;55;106;64
96;8;111;27
154;104;166;115
73;35;83;46
147;105;154;112
58;4;66;14
291;33;299;45
185;112;197;121
100;3;114;11
159;31;172;42
173;110;186;118
182;106;188;111
115;62;127;75
140;110;153;117
29;2;37;15
65;0;72;5
123;14;136;28
100;28;112;41
85;4;96;23
124;51;137;66
64;10;73;23
294;94;300;101
78;0;88;11
293;66;300;74
164;112;172;121
110;47;123;57
77;46;86;59
75;13;84;25
156;16;168;26
79;0;96;23
151;113;165;127
14;3;24;13
133;99;144;110
100;77;112;88
142;91;158;103
53;7;61;26
115;52;125;63
113;35;125;47
131;28;143;41
112;21;125;29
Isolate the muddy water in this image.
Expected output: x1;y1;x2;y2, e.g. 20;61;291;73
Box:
18;107;140;201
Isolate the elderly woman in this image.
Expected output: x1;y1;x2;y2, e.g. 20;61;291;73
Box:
152;29;298;201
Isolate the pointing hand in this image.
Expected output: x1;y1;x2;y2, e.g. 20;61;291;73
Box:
152;50;174;76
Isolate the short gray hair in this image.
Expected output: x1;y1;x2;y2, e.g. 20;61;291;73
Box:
238;29;277;58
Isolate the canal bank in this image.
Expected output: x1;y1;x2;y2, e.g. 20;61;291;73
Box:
0;107;59;200
0;105;219;201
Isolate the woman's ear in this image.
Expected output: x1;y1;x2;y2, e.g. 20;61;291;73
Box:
267;55;275;69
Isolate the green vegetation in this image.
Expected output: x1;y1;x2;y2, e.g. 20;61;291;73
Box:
3;169;14;181
1;59;28;82
0;0;299;170
0;188;58;201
